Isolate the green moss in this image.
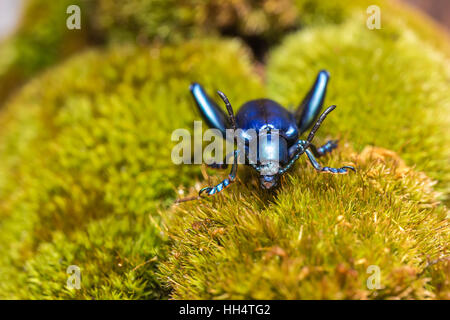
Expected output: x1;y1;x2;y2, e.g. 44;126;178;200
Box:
158;9;449;300
0;39;263;298
3;214;167;299
161;146;448;299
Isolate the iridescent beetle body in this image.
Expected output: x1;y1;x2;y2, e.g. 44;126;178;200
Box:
184;70;355;199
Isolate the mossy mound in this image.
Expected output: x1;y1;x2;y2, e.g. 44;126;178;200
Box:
0;1;448;299
162;145;449;299
0;40;263;298
158;16;449;300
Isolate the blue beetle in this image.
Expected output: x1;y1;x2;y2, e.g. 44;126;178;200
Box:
186;70;355;199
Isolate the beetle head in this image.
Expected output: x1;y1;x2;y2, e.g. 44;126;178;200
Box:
258;131;287;166
256;130;286;189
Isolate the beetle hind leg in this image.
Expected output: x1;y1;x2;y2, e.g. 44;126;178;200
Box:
310;140;338;157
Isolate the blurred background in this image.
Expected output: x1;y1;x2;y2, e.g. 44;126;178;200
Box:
0;0;447;40
0;0;449;107
406;0;450;29
0;1;22;40
1;0;450;41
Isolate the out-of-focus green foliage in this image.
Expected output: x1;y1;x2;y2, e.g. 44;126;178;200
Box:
83;0;450;56
94;0;359;43
267;17;450;200
0;0;92;103
0;0;368;104
1;0;449;105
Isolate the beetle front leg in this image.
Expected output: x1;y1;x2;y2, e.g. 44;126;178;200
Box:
310;140;338;157
199;91;240;197
199;150;239;197
305;149;355;174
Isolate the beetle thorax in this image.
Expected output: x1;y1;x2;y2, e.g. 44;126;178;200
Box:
257;131;288;174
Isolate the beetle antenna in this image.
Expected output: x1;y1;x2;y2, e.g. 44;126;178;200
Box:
217;91;236;130
306;105;336;143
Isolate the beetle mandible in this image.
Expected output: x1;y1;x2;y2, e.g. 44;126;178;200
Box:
183;70;355;200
